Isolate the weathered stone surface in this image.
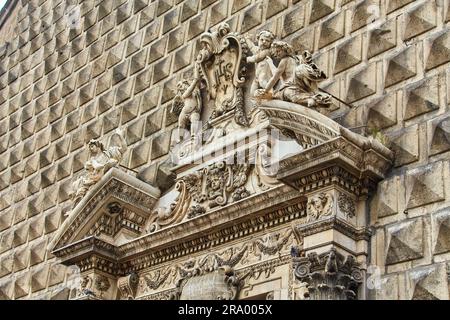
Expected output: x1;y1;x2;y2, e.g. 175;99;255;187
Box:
429;115;450;156
389;125;419;167
309;0;335;23
385;46;417;88
334;35;362;75
403;76;440;121
403;1;436;41
368;19;396;59
405;162;445;210
346;63;377;103
407;264;449;300
318;12;344;49
371;176;398;219
425;29;450;71
432;208;450;255
385;218;423;265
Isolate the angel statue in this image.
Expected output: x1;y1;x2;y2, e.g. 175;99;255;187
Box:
245;30;276;98
70;128;127;205
171;64;202;142
255;40;332;108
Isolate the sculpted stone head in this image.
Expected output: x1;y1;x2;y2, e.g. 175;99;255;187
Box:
270;40;294;59
88;139;105;154
256;30;275;49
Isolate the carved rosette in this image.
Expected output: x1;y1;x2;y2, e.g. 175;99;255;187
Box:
293;248;363;300
72;274;113;300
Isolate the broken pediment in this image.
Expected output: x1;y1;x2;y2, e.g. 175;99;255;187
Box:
49;168;160;252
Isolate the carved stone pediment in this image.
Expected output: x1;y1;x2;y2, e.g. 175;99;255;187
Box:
49;168;160;252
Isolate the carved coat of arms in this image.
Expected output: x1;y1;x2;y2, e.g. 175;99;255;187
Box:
196;23;249;126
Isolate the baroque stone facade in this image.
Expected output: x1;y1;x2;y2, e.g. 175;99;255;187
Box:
0;0;449;301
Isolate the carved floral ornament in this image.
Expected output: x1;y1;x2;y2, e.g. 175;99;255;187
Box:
138;229;294;299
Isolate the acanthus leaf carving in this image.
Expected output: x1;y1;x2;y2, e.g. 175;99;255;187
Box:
293;248;363;300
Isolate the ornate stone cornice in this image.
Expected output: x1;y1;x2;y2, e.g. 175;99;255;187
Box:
52;193;305;274
274;135;392;188
49;168;160;251
295;216;372;243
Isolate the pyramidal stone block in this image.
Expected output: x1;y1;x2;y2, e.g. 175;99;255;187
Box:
152;56;171;84
0;253;13;277
117;1;133;25
113;60;129;84
140;5;156;29
403;76;440;121
309;0;335;23
433;208;450;255
121;99;139;124
126;118;145;145
387;0;415;14
144;20;161;45
14;274;29;299
127;32;143;57
0;209;13;232
429;116;450;156
425;29;450;71
145;109;163;137
30;265;49;293
187;13;207;40
370;177;398;219
44;209;62;234
351;0;379;32
181;0;199;22
346;63;377;103
385;218;423;265
407;264;449;300
28;216;44;241
162;8;179;34
334;35;362;74
385;46;417;88
0;280;13;300
150;131;171;160
48;264;65;287
405;162;445;210
209;1;226;28
157;0;173;16
241;4;263;33
130;140;151;169
116;79;134;104
368;19;396;59
403;1;436;41
319;12;344;49
389;125;419;167
134;69;151;94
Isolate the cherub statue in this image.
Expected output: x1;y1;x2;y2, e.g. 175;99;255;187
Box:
70;128;127;205
245;30;276;97
171;64;202;142
255;40;332;108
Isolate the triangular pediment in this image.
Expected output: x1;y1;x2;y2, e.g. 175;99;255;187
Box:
49;168;160;252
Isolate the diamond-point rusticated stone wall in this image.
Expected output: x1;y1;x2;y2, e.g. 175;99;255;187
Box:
0;0;450;300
